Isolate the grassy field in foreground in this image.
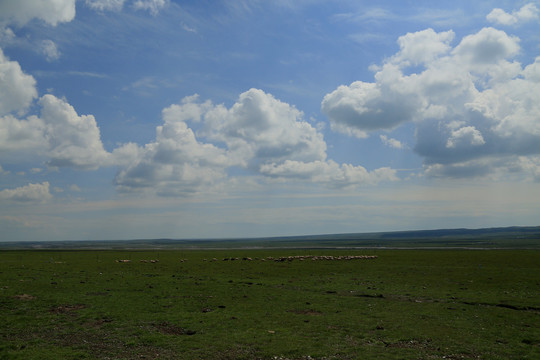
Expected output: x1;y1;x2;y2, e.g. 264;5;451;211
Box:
0;250;539;359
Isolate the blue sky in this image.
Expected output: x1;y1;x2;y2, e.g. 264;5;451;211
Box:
1;0;540;241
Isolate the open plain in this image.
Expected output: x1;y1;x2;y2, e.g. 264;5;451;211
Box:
1;249;539;359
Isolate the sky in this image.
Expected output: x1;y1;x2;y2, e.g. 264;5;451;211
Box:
1;0;540;241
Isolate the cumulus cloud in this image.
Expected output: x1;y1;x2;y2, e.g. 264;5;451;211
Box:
0;182;52;203
39;95;110;169
113;121;230;196
0;114;46;155
0;0;75;27
0;49;37;116
487;3;539;26
1;93;110;170
321;79;422;137
0;53;109;167
322;25;540;179
202;89;327;167
113;89;397;195
446;126;485;148
380;135;405;149
452;27;520;69
392;28;454;66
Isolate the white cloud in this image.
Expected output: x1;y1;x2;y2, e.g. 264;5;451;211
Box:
393;29;454;66
452;27;520;69
0;182;52;203
0;49;37;116
322;26;540;179
85;0;126;12
113;104;231;196
446;126;485;148
259;160;397;188
321;78;422;137
40;39;60;61
203;89;327;167
132;0;169;15
487;4;539;26
0;0;76;27
0;92;112;170
380;135;405;149
86;0;169;14
39;95;110;170
113;88;398;195
0;114;46;155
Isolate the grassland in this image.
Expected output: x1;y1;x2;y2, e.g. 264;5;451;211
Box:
2;226;540;250
1;249;539;359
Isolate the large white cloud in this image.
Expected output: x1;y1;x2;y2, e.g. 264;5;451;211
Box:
322;25;540;180
40;95;110;169
0;93;111;170
0;0;76;27
113;104;231;196
202;89;327;167
113;89;397;195
0;182;52;203
0;49;37;116
0;114;46;155
0;47;110;169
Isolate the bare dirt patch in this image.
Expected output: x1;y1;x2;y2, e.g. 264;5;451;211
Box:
49;304;87;314
13;294;36;300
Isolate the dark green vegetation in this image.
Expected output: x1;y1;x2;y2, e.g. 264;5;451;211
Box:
1;250;539;359
1;226;540;250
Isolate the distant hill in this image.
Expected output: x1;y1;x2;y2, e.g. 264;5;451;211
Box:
1;226;539;250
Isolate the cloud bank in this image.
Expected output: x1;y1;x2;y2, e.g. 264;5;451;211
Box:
322;25;540;180
0;43;396;196
2;2;539;204
114;89;397;195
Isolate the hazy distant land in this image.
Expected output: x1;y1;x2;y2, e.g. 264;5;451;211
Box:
2;225;539;250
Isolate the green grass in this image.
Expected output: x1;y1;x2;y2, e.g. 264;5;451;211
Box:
1;250;539;359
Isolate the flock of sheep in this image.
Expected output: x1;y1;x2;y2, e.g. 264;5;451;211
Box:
116;255;378;263
209;255;378;262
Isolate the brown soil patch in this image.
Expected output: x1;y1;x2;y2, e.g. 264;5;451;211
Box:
50;304;87;314
13;294;36;300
